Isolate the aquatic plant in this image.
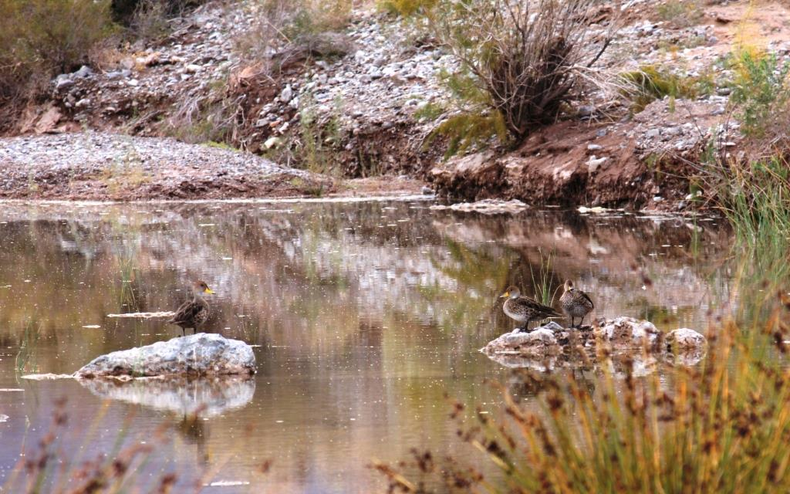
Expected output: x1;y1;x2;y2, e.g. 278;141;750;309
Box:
15;319;40;375
528;248;557;307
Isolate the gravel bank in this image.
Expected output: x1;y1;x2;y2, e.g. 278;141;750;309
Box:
0;132;332;200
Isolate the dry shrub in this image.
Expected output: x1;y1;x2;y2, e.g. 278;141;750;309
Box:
0;0;114;127
110;0;209;25
236;0;352;64
430;0;612;147
379;0;437;17
129;0;172;40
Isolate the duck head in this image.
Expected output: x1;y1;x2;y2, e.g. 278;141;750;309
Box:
192;280;214;295
564;280;575;293
500;285;521;299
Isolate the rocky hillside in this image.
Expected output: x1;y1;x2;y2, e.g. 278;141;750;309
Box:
5;0;790;206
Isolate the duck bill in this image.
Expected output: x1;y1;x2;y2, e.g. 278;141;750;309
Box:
204;288;215;294
499;292;508;298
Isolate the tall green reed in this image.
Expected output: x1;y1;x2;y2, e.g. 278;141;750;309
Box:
528;248;558;307
15;319;40;375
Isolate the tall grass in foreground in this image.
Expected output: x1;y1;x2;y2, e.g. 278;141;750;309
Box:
3;401;178;493
375;296;790;493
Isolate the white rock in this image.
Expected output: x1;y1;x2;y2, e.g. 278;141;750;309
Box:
54;76;74;90
264;136;281;149
76;333;256;378
481;327;560;357
665;328;706;351
597;317;660;346
280;84;294;103
72;65;93;79
587;155;608;173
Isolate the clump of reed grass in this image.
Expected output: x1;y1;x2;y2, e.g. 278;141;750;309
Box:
528;248;557;307
15;319;40;375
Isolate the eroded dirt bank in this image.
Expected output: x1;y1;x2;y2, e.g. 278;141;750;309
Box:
430;98;722;210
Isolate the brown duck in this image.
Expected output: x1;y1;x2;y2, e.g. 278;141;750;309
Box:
560;279;594;328
500;285;561;332
169;280;214;336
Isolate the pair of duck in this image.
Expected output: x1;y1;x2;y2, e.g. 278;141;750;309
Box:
501;280;594;331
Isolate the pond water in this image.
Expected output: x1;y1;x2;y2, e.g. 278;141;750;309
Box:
0;200;733;492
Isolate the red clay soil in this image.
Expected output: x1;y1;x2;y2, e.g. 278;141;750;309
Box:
432;121;652;208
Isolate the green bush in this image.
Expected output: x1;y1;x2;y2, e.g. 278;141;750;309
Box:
620;65;705;112
729;50;790;137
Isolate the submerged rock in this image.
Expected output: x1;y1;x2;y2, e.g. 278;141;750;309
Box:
76;333;256;378
79;375;255;417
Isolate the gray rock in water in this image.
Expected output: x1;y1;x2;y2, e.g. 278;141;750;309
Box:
79;375;255;417
76;333;256;378
481;327;560;357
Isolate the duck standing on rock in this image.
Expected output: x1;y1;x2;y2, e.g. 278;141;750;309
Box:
500;285;561;332
169;280;214;336
560;279;594;328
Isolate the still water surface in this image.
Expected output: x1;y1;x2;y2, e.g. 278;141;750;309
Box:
0;200;732;492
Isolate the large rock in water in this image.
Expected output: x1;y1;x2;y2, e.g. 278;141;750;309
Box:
76;334;256;378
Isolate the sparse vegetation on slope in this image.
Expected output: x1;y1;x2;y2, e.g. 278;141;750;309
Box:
0;0;114;114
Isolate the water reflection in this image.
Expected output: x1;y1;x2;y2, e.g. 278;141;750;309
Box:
78;376;255;417
486;348;705;375
0;201;732;491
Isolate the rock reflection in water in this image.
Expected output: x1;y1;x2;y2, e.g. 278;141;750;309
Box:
490;349;704;378
77;375;255;417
